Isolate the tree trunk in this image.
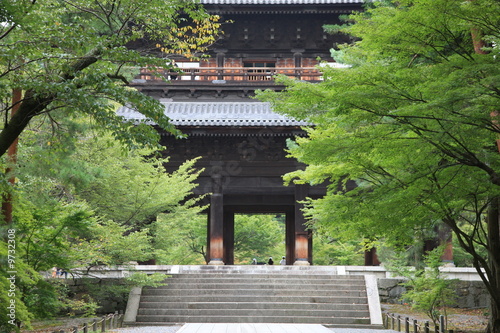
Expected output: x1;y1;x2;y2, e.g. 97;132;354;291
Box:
0;50;100;158
486;198;500;333
488;302;500;333
2;88;21;225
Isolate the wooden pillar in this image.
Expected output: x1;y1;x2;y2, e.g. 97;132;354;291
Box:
285;209;295;265
208;193;224;265
293;50;303;68
364;247;381;266
224;210;234;265
294;184;310;266
206;211;211;264
425;224;454;266
308;229;313;265
439;224;454;266
216;49;226;67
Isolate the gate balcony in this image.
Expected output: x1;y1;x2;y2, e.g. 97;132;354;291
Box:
135;66;324;83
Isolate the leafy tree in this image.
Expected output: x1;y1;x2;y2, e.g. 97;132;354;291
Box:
256;1;500;332
312;234;364;266
388;247;457;328
154;211;208;265
0;0;221;158
0;235;34;332
234;214;284;264
0;119;205;328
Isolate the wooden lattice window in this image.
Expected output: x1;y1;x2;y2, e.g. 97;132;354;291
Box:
244;61;275;81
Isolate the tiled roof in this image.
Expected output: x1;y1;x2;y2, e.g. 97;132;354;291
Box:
200;0;363;4
116;102;311;127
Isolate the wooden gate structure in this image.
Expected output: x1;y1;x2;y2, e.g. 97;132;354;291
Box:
118;0;367;265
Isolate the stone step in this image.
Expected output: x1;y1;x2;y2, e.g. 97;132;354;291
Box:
137;308;370;318
139;295;368;304
134;314;371;325
147;283;364;291
138;301;369;311
168;273;365;280
126;267;382;328
140;288;366;297
162;279;364;286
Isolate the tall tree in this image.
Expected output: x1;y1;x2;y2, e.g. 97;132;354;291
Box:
0;0;221;158
257;0;500;332
0;117;206;329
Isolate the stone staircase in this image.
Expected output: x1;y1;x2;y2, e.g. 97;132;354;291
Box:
124;266;383;328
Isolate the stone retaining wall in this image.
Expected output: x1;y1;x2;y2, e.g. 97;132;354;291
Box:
378;278;490;308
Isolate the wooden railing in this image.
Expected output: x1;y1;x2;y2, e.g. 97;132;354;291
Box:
137;66;323;82
50;311;123;333
384;313;456;333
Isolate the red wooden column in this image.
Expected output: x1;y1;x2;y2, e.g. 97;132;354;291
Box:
364;247;381;266
208;192;224;265
208;174;224;265
207;168;225;265
439;224;454;266
294;184;311;266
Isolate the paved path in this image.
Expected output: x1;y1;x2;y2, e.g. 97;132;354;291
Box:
111;325;398;333
177;323;332;333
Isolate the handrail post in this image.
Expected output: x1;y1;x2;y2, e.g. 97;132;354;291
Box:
424;321;430;333
398;315;401;331
83;323;88;333
413;319;418;333
92;320;97;332
101;316;106;332
405;317;410;333
440;315;445;333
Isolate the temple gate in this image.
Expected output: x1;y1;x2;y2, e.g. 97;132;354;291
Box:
118;0;453;265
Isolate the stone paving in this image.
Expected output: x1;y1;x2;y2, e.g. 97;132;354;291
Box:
110;324;398;333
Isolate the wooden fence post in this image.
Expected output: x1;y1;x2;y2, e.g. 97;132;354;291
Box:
405;317;410;333
398;315;401;331
101;316;106;332
413;319;418;333
83;323;88;333
92;320;97;332
440;315;445;333
424;321;430;333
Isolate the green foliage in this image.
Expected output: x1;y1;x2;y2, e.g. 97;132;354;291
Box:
154;207;208;265
63;295;99;318
234;214;284;264
389;247;457;327
257;0;500;259
0;0;223;156
125;272;168;288
0;231;33;332
0;121;205;327
22;279;67;320
312;234;364;266
256;0;500;328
